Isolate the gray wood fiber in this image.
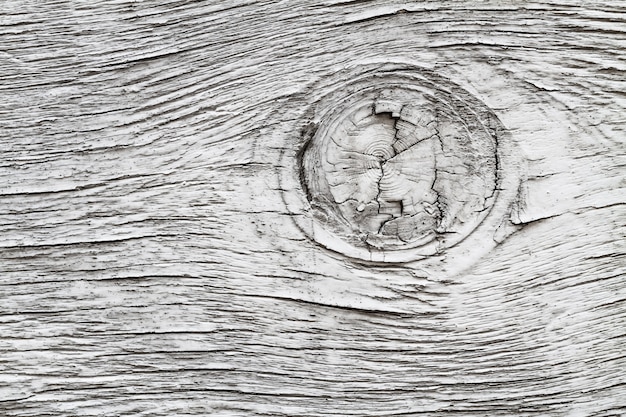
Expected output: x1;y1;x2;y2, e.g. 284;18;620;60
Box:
1;1;624;416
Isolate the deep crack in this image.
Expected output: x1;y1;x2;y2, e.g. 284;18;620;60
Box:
373;112;403;234
431;121;445;231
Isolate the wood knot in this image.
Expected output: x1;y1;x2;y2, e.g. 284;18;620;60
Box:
281;64;522;264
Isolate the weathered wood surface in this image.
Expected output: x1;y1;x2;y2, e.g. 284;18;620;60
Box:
1;1;624;416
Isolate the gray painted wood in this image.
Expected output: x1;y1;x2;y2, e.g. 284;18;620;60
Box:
1;1;624;416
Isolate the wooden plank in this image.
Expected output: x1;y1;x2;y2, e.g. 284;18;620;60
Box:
1;1;624;415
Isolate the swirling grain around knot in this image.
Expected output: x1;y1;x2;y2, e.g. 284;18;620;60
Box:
280;63;524;265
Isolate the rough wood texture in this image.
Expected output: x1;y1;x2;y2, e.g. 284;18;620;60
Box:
1;1;624;416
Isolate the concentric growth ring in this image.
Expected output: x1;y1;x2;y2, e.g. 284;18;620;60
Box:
281;63;520;263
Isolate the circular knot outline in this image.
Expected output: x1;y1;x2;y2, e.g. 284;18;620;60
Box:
279;63;522;264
